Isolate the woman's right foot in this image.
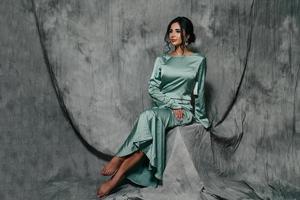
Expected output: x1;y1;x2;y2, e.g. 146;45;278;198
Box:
101;156;125;176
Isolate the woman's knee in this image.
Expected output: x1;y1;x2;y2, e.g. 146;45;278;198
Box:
141;109;155;118
153;107;173;120
140;107;172;121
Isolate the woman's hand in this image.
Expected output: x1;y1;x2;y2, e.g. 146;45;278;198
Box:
172;109;185;120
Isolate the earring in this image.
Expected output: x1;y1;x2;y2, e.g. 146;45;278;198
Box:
185;40;188;46
184;36;189;46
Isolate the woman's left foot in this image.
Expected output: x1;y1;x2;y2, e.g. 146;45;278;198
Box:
96;174;124;199
96;179;113;199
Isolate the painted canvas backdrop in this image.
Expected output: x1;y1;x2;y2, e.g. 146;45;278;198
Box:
1;0;299;199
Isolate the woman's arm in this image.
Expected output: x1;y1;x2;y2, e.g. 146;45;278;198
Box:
148;57;182;109
193;57;211;128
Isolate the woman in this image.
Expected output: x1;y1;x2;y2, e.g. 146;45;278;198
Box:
97;16;210;198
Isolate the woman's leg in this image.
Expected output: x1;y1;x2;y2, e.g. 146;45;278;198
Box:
101;156;127;176
97;150;145;198
97;107;193;197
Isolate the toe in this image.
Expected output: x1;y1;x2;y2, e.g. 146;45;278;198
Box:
97;187;105;198
97;190;106;199
102;166;106;172
96;189;101;197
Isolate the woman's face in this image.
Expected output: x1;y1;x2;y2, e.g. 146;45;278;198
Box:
169;22;185;47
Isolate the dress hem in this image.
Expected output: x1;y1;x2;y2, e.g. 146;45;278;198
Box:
114;135;162;187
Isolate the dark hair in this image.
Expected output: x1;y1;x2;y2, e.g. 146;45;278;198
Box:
163;16;196;52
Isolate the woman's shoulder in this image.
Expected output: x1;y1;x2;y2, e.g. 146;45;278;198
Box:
156;52;205;63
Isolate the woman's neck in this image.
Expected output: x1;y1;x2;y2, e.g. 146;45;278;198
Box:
170;47;192;56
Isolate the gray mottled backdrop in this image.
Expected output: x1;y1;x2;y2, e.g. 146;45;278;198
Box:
0;0;299;199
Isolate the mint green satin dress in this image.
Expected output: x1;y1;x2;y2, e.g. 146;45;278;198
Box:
114;52;210;187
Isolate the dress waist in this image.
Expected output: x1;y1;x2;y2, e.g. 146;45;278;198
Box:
170;97;193;111
166;93;191;101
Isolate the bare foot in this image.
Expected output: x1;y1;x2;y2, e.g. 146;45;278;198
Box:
101;156;124;176
96;179;113;199
96;174;125;199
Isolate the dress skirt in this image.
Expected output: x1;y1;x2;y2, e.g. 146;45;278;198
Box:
114;106;194;187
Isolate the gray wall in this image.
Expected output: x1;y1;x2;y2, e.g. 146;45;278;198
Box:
0;1;105;199
1;0;299;199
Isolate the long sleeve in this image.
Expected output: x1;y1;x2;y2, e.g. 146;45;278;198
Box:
148;57;182;109
193;57;211;128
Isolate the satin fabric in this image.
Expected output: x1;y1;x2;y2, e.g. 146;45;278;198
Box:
114;52;210;187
